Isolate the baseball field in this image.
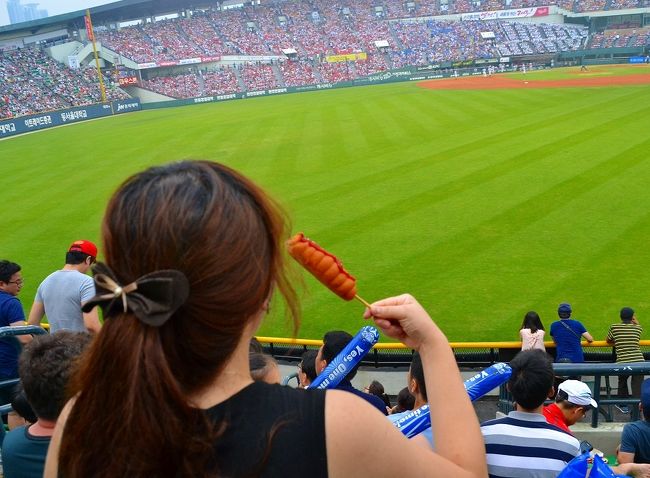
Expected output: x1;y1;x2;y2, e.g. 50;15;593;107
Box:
2;64;650;342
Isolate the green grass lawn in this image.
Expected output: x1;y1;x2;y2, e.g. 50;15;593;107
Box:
3;66;650;342
505;64;650;81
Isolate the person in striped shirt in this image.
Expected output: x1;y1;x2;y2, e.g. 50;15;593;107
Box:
481;349;580;478
607;307;644;413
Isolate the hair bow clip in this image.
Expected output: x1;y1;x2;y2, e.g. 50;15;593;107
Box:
82;262;190;327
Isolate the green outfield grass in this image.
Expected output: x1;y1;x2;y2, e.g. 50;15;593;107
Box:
3;66;650;342
505;64;650;80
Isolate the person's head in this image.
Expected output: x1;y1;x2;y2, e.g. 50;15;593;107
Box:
620;307;635;324
558;303;572;319
507;349;555;411
249;352;280;384
19;331;92;422
366;380;391;409
10;383;37;427
555;380;597;426
394;387;415;413
408;351;427;403
298;350;318;388
60;161;299;476
0;260;23;296
316;330;358;379
521;311;544;333
641;379;650;421
249;337;264;354
65;240;97;271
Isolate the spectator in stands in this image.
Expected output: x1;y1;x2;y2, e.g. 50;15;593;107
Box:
519;310;545;351
550;303;593;363
543;379;597;435
316;330;388;415
366;380;391;411
249;352;281;384
298;349;318;388
249;337;264;354
607;307;644;413
8;384;37;430
391;386;415;414
2;331;91;478
44;161;487;478
388;351;433;449
617;378;650;464
481;349;581;477
28;241;101;335
0;260;32;405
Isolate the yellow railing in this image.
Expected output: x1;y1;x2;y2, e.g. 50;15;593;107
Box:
255;337;650;350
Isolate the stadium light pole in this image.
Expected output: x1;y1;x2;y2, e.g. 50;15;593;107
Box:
85;9;107;103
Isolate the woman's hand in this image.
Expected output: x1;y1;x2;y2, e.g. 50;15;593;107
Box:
363;294;441;350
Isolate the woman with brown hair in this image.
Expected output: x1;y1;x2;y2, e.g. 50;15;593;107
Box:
44;161;487;478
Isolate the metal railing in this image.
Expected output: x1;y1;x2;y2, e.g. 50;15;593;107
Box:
498;362;650;428
0;325;48;415
257;336;650;368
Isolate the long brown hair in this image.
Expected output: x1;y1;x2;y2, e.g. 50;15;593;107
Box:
59;161;299;476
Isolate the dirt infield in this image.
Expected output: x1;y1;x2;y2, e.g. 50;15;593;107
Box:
418;72;650;90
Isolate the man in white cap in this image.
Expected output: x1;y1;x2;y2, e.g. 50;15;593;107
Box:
543;379;598;435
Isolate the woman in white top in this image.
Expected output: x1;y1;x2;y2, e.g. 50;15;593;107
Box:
519;311;546;351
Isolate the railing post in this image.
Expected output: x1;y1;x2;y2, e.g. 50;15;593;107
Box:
592;374;601;428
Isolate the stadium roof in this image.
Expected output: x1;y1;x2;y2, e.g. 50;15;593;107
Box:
0;0;218;35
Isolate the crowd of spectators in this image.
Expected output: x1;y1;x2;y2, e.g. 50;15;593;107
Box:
589;28;650;48
279;59;320;86
0;48;128;119
239;63;280;91
1;0;647;117
202;68;239;95
141;73;200;99
93;0;606;66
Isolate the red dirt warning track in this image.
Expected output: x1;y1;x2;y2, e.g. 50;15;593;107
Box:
418;73;650;90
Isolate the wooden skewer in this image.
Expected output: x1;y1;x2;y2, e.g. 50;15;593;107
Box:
354;295;372;309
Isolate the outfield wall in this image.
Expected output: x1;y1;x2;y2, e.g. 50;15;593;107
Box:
0;98;141;139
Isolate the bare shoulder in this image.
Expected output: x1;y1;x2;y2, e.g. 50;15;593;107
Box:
325;391;481;478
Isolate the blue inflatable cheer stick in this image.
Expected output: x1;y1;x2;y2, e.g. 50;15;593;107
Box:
394;362;513;438
308;326;380;390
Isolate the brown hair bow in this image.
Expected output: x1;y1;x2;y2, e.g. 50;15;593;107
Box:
82;262;190;327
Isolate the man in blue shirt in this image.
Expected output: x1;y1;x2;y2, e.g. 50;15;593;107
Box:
316;330;388;415
617;378;650;464
0;260;32;404
550;303;593;363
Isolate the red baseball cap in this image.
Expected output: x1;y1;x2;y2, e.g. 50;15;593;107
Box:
68;240;98;258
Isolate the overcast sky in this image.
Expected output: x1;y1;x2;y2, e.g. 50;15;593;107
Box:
0;0;119;27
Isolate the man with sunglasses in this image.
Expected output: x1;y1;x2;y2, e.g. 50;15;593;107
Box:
0;260;33;403
543;379;598;435
28;241;101;334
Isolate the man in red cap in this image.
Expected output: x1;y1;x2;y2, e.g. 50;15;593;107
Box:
28;241;101;334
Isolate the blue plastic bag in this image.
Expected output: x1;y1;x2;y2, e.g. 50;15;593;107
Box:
590;455;626;478
557;452;589;478
558;453;627;478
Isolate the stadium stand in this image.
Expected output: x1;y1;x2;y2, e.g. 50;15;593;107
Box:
0;0;646;116
0;48;128;119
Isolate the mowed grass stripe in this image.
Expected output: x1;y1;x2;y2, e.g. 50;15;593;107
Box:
275;87;650;338
3;70;650;340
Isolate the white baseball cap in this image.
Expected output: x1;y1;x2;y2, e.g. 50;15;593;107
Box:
558;380;598;408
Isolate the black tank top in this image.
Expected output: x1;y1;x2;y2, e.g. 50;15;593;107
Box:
206;381;327;477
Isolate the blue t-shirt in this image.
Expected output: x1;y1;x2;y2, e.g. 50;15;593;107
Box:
335;379;388;415
550;319;587;363
620;420;650;463
1;425;51;478
0;291;24;380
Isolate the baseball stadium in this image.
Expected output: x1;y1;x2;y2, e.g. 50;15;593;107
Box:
2;0;650;476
